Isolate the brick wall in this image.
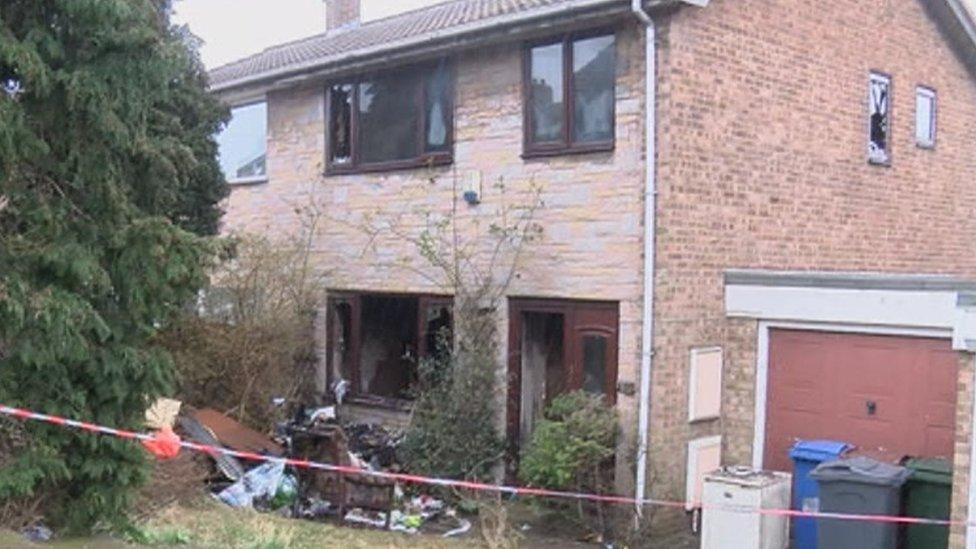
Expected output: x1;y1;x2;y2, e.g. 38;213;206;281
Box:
653;0;976;541
221;24;649;491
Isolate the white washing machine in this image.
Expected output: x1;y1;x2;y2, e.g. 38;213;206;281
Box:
700;467;791;549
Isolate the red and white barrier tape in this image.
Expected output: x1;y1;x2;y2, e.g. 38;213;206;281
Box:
0;404;965;528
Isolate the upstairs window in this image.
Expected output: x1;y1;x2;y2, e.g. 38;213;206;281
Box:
915;86;936;149
327;60;453;173
524;31;616;156
867;72;891;165
217;102;268;183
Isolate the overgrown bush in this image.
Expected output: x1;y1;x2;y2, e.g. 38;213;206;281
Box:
158;232;322;429
400;311;505;481
519;391;618;538
520;391;618;491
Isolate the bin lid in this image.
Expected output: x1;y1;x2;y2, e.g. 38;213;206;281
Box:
904;457;953;485
810;456;911;487
789;439;852;462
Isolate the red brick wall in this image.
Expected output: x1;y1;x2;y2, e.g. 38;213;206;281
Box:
652;0;976;540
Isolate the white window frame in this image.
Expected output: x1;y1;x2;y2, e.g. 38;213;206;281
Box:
220;100;269;185
915;86;936;149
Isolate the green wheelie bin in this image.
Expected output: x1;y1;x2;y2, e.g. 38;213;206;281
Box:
902;457;952;549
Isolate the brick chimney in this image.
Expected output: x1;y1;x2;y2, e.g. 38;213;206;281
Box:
325;0;361;31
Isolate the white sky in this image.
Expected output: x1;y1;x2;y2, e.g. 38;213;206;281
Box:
172;0;443;69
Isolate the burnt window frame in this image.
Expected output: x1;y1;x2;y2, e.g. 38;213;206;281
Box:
914;85;937;150
867;70;893;166
522;28;617;158
325;291;454;409
325;59;455;175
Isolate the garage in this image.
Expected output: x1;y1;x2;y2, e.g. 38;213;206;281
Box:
763;329;958;472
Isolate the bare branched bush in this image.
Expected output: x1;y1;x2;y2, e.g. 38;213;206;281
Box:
337;171;544;485
158;204;325;429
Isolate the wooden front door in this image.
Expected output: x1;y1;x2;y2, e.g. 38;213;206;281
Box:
506;298;619;472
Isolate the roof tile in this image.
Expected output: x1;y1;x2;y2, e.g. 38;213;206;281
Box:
208;0;584;89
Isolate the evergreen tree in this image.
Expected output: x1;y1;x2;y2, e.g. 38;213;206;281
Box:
0;0;227;531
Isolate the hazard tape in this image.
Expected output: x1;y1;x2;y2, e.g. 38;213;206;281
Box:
0;404;966;528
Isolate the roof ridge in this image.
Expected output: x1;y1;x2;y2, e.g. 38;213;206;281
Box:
209;0;471;75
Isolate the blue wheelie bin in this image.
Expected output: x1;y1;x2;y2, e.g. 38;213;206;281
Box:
789;440;852;549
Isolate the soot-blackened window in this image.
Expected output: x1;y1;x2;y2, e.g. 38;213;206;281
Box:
868;72;891;165
327;60;453;173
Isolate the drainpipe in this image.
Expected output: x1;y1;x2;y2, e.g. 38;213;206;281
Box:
630;0;656;522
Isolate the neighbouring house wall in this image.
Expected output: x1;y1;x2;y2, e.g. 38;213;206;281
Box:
221;23;649;491
654;0;976;538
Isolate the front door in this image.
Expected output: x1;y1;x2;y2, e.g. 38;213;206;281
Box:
507;298;619;473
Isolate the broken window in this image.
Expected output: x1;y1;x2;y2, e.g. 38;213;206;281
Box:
915;86;936;149
326;293;453;405
328;84;353;165
867;72;891;165
326;59;453;173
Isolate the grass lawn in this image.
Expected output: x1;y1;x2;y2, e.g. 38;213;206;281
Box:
1;499;477;549
137;500;478;549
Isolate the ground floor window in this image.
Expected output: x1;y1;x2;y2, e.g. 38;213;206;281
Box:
327;292;453;405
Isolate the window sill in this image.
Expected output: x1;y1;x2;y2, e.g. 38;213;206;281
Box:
326;154;453;176
522;142;614;159
916;141;935;150
227;175;269;186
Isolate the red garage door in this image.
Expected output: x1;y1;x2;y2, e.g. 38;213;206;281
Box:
764;329;958;472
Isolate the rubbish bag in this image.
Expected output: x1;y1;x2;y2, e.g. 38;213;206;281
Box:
217;461;285;508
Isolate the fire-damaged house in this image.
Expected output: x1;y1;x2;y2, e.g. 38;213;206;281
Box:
210;0;976;544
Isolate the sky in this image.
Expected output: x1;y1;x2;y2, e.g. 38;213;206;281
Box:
172;0;443;69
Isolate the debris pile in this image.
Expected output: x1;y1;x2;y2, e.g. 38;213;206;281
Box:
158;399;471;538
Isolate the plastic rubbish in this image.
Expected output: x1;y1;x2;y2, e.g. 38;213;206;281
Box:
309;406;337;423
21;525;52;542
344;508;388;529
141;425;182;460
217;461;285;508
444;517;472;538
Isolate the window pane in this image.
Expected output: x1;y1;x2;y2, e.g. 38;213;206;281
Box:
217;102;267;180
582;335;607;395
868;73;890;164
915;88;935;146
425;63;451;152
359;72;420;164
329;84;353;165
529;43;564;143
572;34;615;143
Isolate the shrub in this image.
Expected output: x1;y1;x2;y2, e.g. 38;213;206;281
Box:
400;315;505;481
158;232;321;429
519;391;618;492
519;392;618;539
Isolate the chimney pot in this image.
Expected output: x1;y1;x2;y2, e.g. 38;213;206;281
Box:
325;0;361;31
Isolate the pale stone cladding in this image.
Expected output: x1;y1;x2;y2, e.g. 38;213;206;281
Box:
652;0;976;542
221;23;649;490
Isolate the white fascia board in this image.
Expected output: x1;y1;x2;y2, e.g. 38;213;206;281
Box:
726;284;957;329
